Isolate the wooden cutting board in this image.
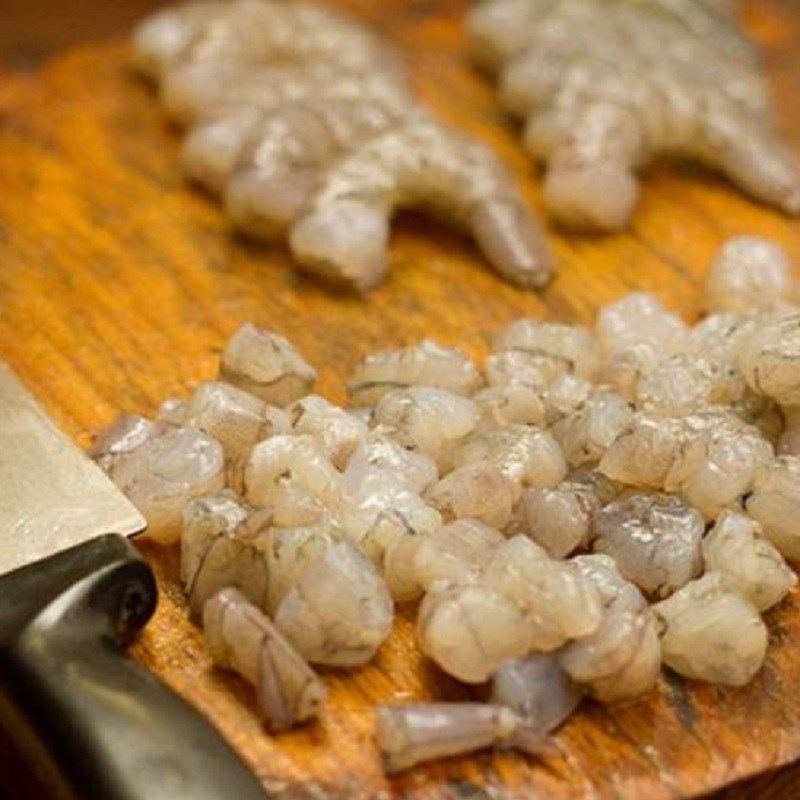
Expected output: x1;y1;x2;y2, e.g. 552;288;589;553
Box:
1;1;800;798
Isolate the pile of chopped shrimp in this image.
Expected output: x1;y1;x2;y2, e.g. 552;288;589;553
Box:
95;234;800;773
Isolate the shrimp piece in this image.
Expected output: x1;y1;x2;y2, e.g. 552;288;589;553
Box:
468;0;800;230
103;425;225;544
184;380;290;457
274;542;393;667
180;491;263;616
338;463;442;599
344;435;439;494
413;519;506;593
702;510;796;611
220;324;317;407
452;424;567;497
491;655;583;733
739;311;800;407
483;536;603;651
493;320;600;380
473;383;547;430
347;340;482;407
652;573;768;686
550;388;633;467
517;478;603;559
417;581;533;683
560;555;661;703
231;435;342;526
372;387;480;471
203;588;327;732
484;349;570;391
746;455;800;561
635;352;743;417
592;493;704;598
290;118;552;291
91;414;156;471
425;460;516;529
287;394;368;470
375;703;553;774
705;236;794;313
600;410;773;519
595;293;688;399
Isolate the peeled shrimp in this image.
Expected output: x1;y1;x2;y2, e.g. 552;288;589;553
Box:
468;0;800;230
592;493;704;598
702;509;796;611
746;455;800;560
133;0;553;291
184;380;289;457
561;555;661;703
425;460;516;529
347;340;482;407
653;573;768;686
220;324;317;407
204;588;327;732
274;541;394;667
375;703;554;774
705;236;794;313
103;425;225;544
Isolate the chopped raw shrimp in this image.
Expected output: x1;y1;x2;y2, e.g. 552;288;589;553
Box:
493;320;599;379
274;542;393;667
746;455;800;560
425;460;516;529
104;425;225;544
483;535;603;651
561;555;661;702
413;519;506;593
376;703;554;774
184;380;289;456
739;312;800;407
372;387;480;470
204;588;327;732
592;493;704;598
287;394;368;469
473;383;548;430
705;236;794;313
653;573;768;686
344;434;439;494
417;581;532;683
702;509;796;611
220;323;317;406
231;434;342;525
347;340;482;407
453;424;567;497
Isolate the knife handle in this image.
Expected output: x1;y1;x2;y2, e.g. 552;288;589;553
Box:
0;534;269;800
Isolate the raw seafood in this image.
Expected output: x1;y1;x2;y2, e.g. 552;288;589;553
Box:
653;573;768;686
747;455;800;560
133;0;552;290
375;703;554;773
204;588;327;732
702;509;796;611
592;493;704;598
467;0;800;230
274;541;394;667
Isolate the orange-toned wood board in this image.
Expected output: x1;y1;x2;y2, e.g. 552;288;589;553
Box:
1;1;800;798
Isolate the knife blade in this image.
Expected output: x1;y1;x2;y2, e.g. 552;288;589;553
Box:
0;362;268;800
0;361;145;575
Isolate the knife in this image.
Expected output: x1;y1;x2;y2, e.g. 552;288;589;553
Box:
0;362;268;800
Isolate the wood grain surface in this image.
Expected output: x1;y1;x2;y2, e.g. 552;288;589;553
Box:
1;1;800;798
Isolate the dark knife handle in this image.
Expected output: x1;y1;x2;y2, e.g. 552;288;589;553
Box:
0;534;269;800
